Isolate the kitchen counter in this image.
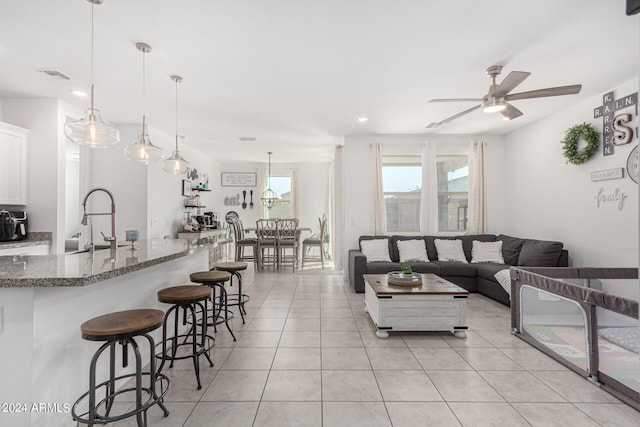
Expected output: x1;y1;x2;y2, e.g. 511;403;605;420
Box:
0;238;210;427
0;238;205;287
0;231;51;249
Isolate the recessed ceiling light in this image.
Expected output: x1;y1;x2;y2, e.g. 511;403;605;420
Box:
357;117;368;123
71;89;88;97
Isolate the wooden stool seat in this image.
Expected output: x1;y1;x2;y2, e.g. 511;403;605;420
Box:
81;309;164;341
157;285;212;303
214;262;248;272
190;271;231;283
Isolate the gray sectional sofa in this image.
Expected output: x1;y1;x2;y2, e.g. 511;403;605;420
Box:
348;234;568;305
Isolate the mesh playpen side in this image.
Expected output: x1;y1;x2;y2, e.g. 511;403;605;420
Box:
510;267;639;410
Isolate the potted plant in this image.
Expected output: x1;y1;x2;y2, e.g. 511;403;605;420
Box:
401;263;413;276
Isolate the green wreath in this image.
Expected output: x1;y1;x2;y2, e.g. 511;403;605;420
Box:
561;123;600;165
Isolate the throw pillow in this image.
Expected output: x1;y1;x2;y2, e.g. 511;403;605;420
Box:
518;240;563;266
434;239;468;263
497;234;527;265
360;239;391;262
494;269;512;299
471;241;505;264
397;239;429;262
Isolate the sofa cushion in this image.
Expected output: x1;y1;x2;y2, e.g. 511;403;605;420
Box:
397;239;430;262
475;263;510;280
405;262;440;274
456;234;497;261
367;262;402;274
497;234;527;265
518;239;564;266
434;239;468;263
432;261;476;277
360;238;392;262
471;240;505;264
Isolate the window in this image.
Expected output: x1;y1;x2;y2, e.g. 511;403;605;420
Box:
437;155;469;232
383;156;421;232
382;153;469;233
264;173;294;218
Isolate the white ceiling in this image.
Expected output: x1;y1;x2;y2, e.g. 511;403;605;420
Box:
0;0;638;163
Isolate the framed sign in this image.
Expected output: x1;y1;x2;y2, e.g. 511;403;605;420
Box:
182;179;192;196
221;172;257;187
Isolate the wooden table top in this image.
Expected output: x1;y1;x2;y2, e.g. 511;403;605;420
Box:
363;273;469;296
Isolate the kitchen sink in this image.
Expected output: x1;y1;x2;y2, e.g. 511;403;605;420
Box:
69;244;130;255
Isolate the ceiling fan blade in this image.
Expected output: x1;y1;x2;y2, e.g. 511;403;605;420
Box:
506;84;582;101
493;71;531;97
429;98;483;103
439;105;482;124
500;103;523;121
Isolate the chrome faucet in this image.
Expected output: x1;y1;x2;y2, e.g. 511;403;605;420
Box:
81;188;117;253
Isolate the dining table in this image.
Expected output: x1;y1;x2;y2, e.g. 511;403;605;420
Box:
244;225;311;270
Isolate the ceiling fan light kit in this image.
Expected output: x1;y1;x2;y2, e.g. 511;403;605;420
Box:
429;64;582;125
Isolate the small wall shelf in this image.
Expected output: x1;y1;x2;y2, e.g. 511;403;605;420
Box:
191;188;211;192
184;205;206;208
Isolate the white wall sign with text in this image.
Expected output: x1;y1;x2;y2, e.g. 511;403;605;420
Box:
591;168;625;182
594;187;627;210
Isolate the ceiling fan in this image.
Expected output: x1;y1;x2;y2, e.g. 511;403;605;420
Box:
428;65;582;127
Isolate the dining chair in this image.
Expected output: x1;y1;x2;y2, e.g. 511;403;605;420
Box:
232;219;257;267
302;217;325;269
276;218;299;272
255;219;278;271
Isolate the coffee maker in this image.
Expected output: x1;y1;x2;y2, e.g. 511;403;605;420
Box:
0;210;28;242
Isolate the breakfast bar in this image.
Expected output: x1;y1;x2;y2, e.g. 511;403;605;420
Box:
0;239;209;427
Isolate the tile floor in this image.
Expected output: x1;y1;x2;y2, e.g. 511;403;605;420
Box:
110;267;640;426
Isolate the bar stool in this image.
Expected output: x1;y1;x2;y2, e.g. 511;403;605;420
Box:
214;262;249;323
156;285;214;390
190;271;237;341
72;309;170;426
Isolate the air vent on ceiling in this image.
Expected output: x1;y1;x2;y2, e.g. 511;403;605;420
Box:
239;137;257;142
38;69;70;80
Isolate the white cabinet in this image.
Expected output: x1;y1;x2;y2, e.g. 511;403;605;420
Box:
0;244;50;256
0;122;28;205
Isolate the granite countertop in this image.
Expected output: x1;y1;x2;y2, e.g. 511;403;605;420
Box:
0;232;52;249
0;239;207;288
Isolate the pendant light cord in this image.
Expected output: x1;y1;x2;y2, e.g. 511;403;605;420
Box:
141;49;146;134
90;1;95;111
175;77;179;152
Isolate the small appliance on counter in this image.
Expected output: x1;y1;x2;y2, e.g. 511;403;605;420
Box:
0;210;28;242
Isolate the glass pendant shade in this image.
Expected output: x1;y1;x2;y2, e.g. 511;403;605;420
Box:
65;1;119;147
64;107;119;147
161;75;190;174
161;147;190;174
124;119;163;163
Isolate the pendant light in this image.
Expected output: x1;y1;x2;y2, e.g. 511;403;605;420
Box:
161;75;190;174
124;42;163;163
64;0;120;147
261;152;279;209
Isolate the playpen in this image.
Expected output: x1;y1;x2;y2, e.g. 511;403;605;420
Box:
510;267;639;410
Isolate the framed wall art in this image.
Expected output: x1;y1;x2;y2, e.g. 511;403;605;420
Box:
182;179;192;196
221;172;257;187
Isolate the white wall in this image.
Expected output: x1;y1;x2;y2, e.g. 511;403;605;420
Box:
341;134;507;268
503;78;638;267
2;98;70;253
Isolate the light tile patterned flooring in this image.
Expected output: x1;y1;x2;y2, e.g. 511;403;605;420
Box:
111;267;640;426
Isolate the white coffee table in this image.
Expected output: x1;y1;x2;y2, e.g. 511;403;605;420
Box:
363;273;469;338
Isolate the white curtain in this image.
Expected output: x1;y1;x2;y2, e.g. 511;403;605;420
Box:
332;145;344;270
467;140;487;234
373;142;386;235
258;167;268;217
420;141;438;234
291;167;299;218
